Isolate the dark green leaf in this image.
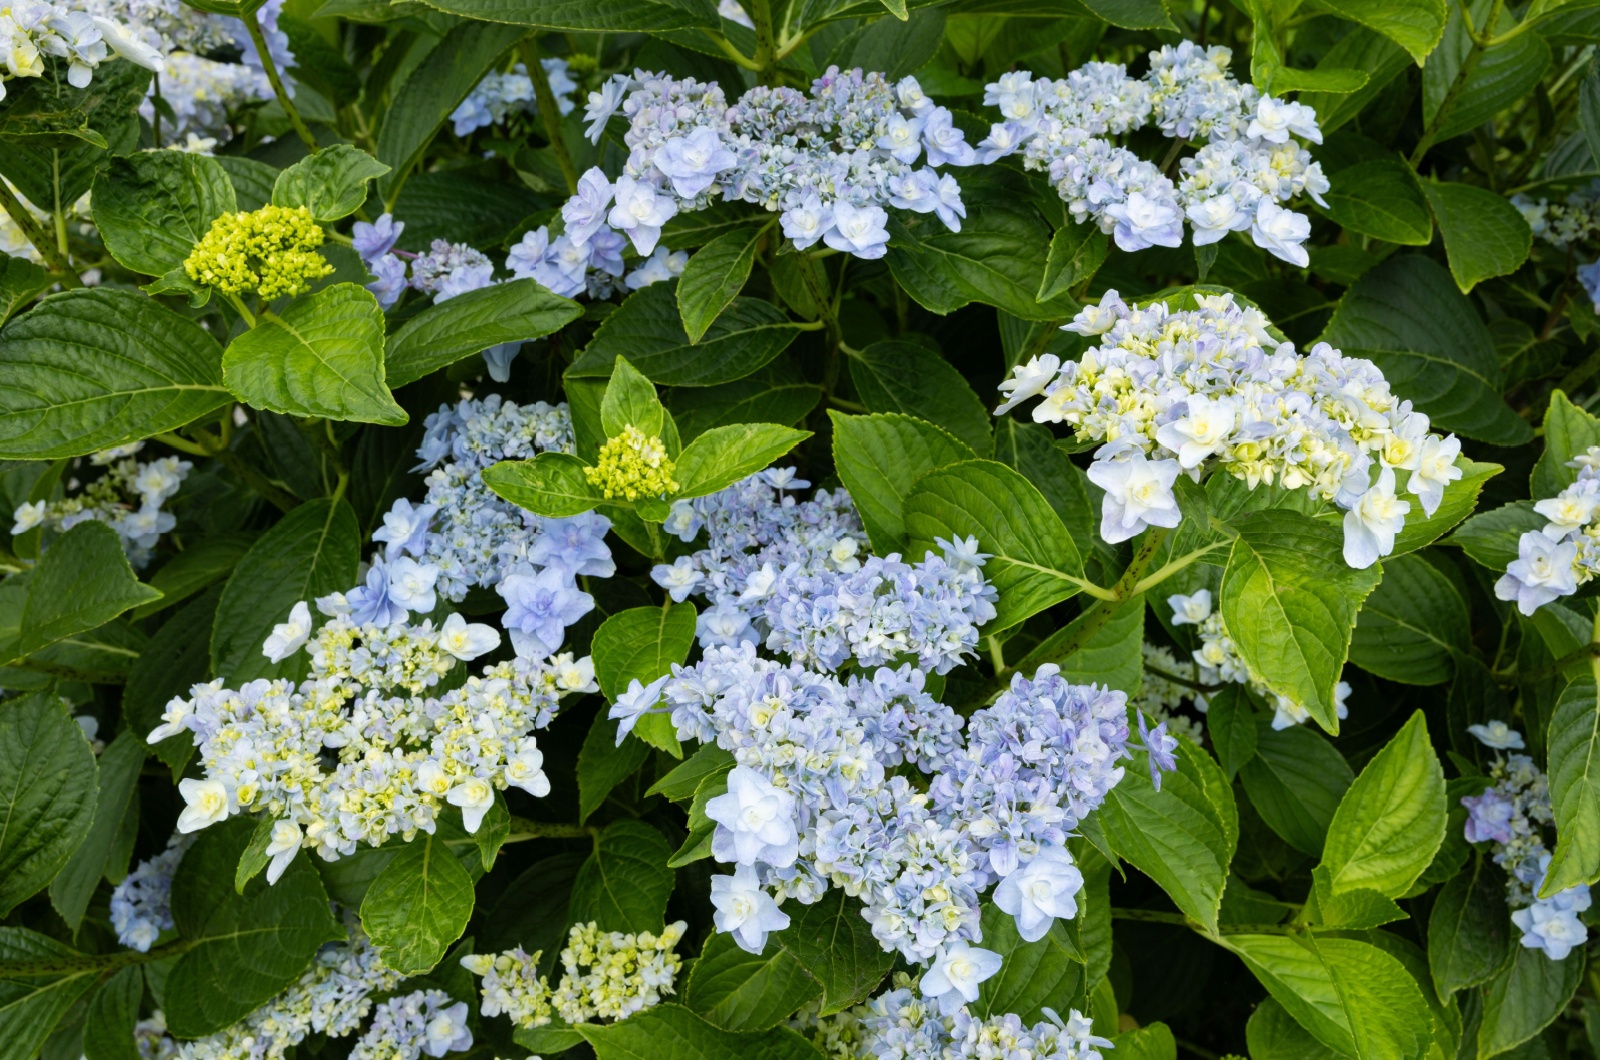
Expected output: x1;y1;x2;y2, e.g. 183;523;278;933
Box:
775;888;894;1015
844;340;993;456
829;411;976;553
1422;181;1531;292
90;152;235;278
1427;856;1511;997
569;820;675;933
359;832;476;975
1239;722;1354;856
2;521;159;663
1319;160;1432;245
1349;553;1468;685
48;731;143;929
684;930;822;1031
0;694;97;917
679;227;764;343
1478;943;1584;1056
385;279;583;387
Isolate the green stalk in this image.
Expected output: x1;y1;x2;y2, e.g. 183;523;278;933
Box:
521;36;578;194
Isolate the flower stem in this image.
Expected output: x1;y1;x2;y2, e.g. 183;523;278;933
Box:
1039;527;1170;665
521;35;578;195
749;0;779;84
246;13;318;152
0;180;79;286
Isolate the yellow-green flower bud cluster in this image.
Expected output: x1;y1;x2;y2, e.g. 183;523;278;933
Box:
584;425;678;501
183;204;333;300
463;920;687;1029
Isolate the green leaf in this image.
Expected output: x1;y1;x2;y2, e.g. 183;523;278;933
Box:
0;288;230;459
1478;943;1584;1057
576;1003;823;1060
1111;1022;1178;1060
360;832;476;976
1583;58;1600;171
684;929;822;1031
82;965;142;1060
1386;458;1502;557
1533;390;1600;498
0;694;97;917
48;731;144;929
1319;711;1446;898
224;283;406;426
674;424;812;500
671;770;725;868
1543;674;1600;894
1427;856;1511;996
592;603;697;756
1422;181;1531;292
1037;220;1108;302
649;745;735;806
1220;510;1380;733
1349;553;1469;684
1246;997;1341;1060
376;20;525;194
1301;29;1415;134
0;928;99;1060
1017;593;1145;693
1206;686;1259;780
415;0;718;31
385;278;583;387
1319;256;1531;446
234;816;277;895
830;411;976;553
602;356;667;439
570;284;805;387
993;419;1100;562
216;156;279;212
211;498;360;684
133;532;255;621
1239;722;1354;856
1222;934;1433;1060
904;459;1084;631
578;713;652;823
1423;9;1550;144
844;340;993;456
90;152;235;278
569;819;675;933
2;521;160;663
775;888;894;1014
666;365;821;443
1331;0;1446;64
0;254;49;323
679;228;765;343
125;590;216;778
972;902;1085;1023
165;817;342;1037
1097;739;1237;937
271;144;390;223
1448;499;1542;572
483;453;606;518
1318;159;1432;244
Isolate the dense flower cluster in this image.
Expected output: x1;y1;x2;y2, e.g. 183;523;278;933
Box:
0;0;162;99
651;470;996;674
183;205;332;299
463;920;688;1027
148;607;592;861
585;425;678;500
995;289;1463;565
140;52;269;143
980;43;1327;264
451;56;577;135
1495;445;1600;614
1461;723;1591;961
10;443;190;565
848;975;1112;1060
109;834;191;951
1513;183;1600;310
1167;589;1348;729
619;639;1141;963
348;989;472;1060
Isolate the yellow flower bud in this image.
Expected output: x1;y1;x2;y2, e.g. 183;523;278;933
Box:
583;425;679;501
183;204;334;300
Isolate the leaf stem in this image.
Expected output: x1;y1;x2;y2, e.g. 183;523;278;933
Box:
1041;527;1171;664
0;180;79;286
246;13;318;152
185;425;301;514
1410;0;1504;167
749;0;779;83
521;35;578;195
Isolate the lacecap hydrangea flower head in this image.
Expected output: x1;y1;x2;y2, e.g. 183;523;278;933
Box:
1495;445;1600;614
994;289;1463;568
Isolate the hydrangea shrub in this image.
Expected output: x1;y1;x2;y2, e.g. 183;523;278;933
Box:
2;0;1599;1057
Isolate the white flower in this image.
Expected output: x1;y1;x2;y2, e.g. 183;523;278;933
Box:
262;601;313;663
583;74;629;142
609;675;668;744
446;775;496;833
264;819;302;884
503;738;551;796
705;766;799;868
1086;448;1183;544
92;15;163;72
1251;201;1311;267
1167;589;1212;626
607;175;678;255
823;201;890;259
1155;393;1237;468
920;941;1003;1015
555;653;599;693
388;557;439;613
1408;434;1462;517
780;194;834;251
993;846;1083;942
10;499;45;535
711;864;790;953
994;355;1060;415
1247;97;1321;144
438;612;501;661
1342;468;1409;569
1063;290;1125;335
422;1000;473;1056
1495;533;1580;615
1466;721;1525;750
176;778;230;833
1186;192;1251;244
1535;488;1597;537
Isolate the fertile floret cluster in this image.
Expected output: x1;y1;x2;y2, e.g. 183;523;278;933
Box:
1513;183;1600;311
1129;642;1205;742
10;444;190;565
0;0;163;99
463;920;688;1027
147;607;593;862
572;65;976;262
1461;722;1591;961
1167;589;1349;729
995;290;1463;566
451;56;577;135
1495;445;1600;614
980;43;1328;264
850;976;1112;1060
585;425;679;501
348;989;473;1060
183;205;332;299
109;834;191;951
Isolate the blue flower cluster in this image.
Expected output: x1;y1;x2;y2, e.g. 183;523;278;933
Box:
857;980;1112;1060
1461;722;1591;961
450;56;577;136
109;834;190;951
